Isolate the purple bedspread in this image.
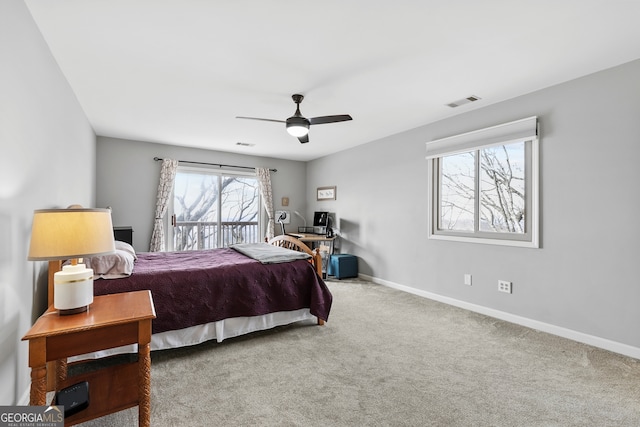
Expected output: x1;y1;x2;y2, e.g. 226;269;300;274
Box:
93;248;332;334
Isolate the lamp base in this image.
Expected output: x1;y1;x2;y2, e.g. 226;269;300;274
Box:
58;306;89;316
54;263;94;315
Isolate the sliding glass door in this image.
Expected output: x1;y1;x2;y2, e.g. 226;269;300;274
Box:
167;167;261;251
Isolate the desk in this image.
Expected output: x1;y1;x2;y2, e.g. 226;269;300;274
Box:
22;290;156;426
288;233;336;252
288;233;336;277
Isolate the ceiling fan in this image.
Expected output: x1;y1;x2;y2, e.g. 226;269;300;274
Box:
236;94;352;143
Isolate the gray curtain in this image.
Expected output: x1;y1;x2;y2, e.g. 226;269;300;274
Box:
256;167;275;240
149;158;179;251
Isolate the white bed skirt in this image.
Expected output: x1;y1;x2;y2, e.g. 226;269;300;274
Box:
70;308;315;362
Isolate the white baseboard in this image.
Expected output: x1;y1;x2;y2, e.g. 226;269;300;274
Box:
359;274;640;360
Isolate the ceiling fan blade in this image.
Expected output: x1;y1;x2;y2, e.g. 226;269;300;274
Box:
309;115;353;125
298;134;309;144
236;116;285;123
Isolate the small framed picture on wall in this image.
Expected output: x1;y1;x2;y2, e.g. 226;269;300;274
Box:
317;186;336;201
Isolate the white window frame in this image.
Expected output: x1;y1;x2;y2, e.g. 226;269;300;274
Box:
426;117;539;248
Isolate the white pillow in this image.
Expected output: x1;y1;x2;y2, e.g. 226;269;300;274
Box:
114;240;137;260
85;249;135;279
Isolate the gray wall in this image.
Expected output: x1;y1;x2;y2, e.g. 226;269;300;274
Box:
0;0;96;404
96;137;308;251
308;59;640;354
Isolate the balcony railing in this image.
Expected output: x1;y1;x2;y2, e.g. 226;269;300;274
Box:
173;221;259;251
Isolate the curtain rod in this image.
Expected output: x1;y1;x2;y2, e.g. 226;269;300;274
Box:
153;157;276;172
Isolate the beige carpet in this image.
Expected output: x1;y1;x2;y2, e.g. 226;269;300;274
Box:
77;278;640;426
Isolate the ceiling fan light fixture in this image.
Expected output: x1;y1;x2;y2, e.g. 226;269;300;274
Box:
286;117;309;137
286;124;309;137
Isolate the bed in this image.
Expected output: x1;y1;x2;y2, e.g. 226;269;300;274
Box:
47;235;332;360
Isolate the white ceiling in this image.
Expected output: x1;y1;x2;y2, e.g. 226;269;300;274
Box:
25;0;640;161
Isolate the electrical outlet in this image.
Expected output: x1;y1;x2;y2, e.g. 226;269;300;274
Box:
498;280;512;294
464;274;472;286
275;210;290;224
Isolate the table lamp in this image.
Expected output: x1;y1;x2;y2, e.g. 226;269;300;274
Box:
28;207;115;315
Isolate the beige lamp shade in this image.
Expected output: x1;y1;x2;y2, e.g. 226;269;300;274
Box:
28;208;116;260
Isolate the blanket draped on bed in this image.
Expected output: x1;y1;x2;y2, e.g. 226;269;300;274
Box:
230;242;311;263
93;248;332;334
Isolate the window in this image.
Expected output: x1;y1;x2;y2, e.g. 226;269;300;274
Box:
426;117;539;247
167;167;261;251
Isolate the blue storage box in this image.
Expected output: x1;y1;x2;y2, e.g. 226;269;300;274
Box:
329;254;358;279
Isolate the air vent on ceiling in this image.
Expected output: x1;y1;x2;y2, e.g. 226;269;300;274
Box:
236;142;255;147
446;95;481;108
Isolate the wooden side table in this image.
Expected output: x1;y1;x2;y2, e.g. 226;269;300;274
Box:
22;290;156;426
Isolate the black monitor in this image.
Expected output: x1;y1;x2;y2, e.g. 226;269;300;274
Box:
313;211;329;226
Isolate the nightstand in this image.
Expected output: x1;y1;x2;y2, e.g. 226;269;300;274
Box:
22;290;156;426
